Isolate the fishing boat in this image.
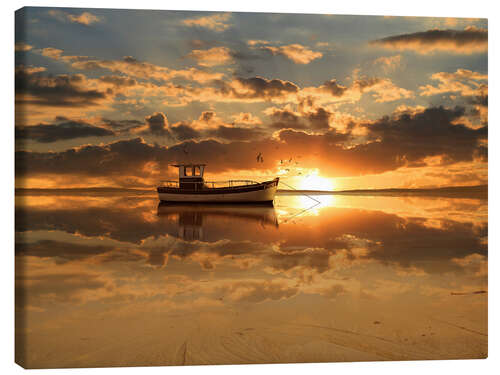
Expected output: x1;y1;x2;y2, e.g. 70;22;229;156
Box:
157;164;279;203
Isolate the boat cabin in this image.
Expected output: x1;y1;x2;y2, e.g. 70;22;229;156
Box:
172;164;206;190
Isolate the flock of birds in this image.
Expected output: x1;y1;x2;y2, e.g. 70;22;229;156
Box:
256;153;306;176
179;144;305;177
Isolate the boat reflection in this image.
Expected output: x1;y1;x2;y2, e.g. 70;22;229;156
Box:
157;202;279;241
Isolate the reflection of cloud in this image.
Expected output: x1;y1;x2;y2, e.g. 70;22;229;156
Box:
16;240;112;263
16;194;487;277
16;269;106;307
216;280;298;303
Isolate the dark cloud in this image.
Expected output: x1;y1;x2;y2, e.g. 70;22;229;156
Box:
200;111;215;122
207;126;266;141
307;107;332;130
268;108;306;130
15;107;487;181
137;112;202;140
15;65;107;107
370;27;488;54
142;112;170;135
16;137;162;179
100;118;143;130
16;120;115;143
321;79;348;97
364;106;487;165
214;76;299;101
268;105;333;130
97;75;137;87
468;94;488;108
352;77;382;91
170;123;202;140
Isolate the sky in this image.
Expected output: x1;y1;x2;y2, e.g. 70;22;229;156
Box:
15;7;488;190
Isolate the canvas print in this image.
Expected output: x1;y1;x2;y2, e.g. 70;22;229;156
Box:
15;7;487;369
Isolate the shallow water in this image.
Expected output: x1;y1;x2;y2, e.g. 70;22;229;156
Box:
15;192;487;368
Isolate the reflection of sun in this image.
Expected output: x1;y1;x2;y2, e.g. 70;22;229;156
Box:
294;171;336;213
298;172;335;191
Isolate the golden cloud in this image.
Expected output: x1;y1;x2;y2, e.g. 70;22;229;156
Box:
249;40;323;64
182;13;232;32
187;47;233;67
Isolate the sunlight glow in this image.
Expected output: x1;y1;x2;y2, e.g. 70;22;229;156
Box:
298;171;335;191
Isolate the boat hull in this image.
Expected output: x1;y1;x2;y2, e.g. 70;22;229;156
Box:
157;178;279;203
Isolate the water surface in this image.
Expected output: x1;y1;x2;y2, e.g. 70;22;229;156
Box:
15;191;488;368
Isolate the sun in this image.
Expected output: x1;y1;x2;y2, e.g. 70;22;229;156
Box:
298;172;335;191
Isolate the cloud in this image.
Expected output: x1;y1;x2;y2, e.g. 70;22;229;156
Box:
170;124;202;141
265;107;305;130
156;76;301;106
31;46;413;108
249;41;323;64
15;106;486;185
40;47;64;59
206;126;266;141
100;118;143;130
182;13;232;32
319;79;348;97
371;27;487;54
352;77;414;103
135;112;171;136
363;106;487;165
218;76;300;101
122;110;260;142
373;55;403;72
40;49;223;83
15;42;33;52
265;105;335;130
97;75;138;87
301;77;413;104
16;118;115;143
187;47;233;67
231;112;262;125
15;65;107;108
419;69;488;97
48;10;102;25
67;11;102;25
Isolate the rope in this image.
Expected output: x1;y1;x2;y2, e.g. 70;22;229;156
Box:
276;179;322;224
278;180;321;204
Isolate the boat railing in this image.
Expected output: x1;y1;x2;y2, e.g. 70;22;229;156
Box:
159;179;261;189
